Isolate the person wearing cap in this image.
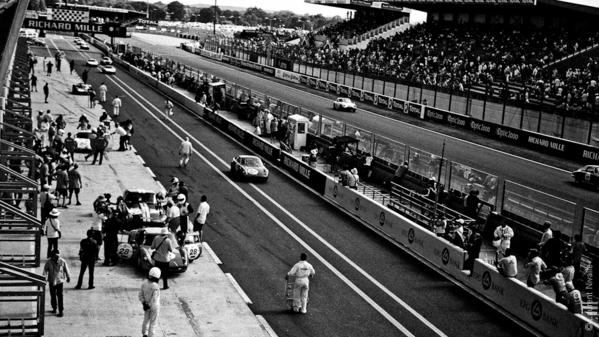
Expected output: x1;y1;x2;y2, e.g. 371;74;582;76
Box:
139;267;161;337
286;253;316;314
174;194;193;240
178;137;193;168
75;229;98;289
43;208;62;258
43;249;71;317
151;228;174;290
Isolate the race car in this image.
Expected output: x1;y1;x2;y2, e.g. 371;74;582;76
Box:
99;65;116;74
79;42;90;50
117;227;189;273
333;97;357;112
72;82;92;95
74;37;84;45
230;155;269;182
182;231;202;261
100;56;113;65
123;189;166;225
572;165;599;188
86;59;99;67
74;131;93;152
27;37;46;46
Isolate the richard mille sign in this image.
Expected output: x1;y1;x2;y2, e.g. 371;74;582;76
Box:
23;19;105;33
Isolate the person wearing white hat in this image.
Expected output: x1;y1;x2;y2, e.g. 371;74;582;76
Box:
150;228;174;290
139;267;161;337
43;208;61;258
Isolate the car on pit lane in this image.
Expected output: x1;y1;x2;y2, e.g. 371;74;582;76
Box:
117;227;189;273
333;97;357;112
74;37;84;45
99;64;116;74
100;56;113;65
572;165;599;188
230;155;269;182
74;130;93;152
72;82;92;95
79;42;90;50
122;189;166;225
86;59;99;67
26;37;46;46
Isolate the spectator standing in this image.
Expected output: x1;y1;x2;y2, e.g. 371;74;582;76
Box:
102;210;120;266
164;99;174;116
139;268;161;337
43;249;70;317
75;229;98;289
46;60;53;76
113;122;128;151
493;222;514;256
392;161;409;186
549;272;568;305
43;82;49;103
39;158;50;187
178;137;192;168
193;195;210;240
465;231;483;271
43;208;61;258
151;228;174;290
31;73;37;92
112;95;122;119
82;69;88;83
88;88;96;108
54;166;69;208
538;221;553;248
98;82;108;103
525;248;547;288
465;190;481;218
69;59;75;74
177;181;189;201
497;249;518;278
542;230;565;269
39;184;54;225
287;253;316;314
67;164;82;205
64;132;77;162
91;132;109;165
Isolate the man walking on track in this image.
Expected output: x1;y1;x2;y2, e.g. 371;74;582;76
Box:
164;99;174;116
178;137;192;168
287;253;316;314
112;95;122;119
193;195;210;241
75;229;98;289
98;82;108;103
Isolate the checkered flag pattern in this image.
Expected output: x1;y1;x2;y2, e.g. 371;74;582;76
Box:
47;8;90;23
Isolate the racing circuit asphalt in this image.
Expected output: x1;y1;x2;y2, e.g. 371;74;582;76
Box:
107;33;599;212
35;36;535;337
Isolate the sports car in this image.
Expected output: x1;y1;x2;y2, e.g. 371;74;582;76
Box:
74;37;84;45
123;189;166;225
27;37;46;46
182;231;202;261
72;82;92;94
100;56;113;65
74;131;93;152
99;65;116;74
79;43;90;50
117;227;188;273
86;59;99;67
230;155;269;182
572;165;599;188
333;97;357;112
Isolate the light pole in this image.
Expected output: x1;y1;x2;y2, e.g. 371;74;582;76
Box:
213;0;217;36
146;0;149;19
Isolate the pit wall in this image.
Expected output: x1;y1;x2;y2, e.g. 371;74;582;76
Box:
97;40;599;337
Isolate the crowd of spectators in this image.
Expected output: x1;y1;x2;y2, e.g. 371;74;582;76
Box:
219;21;599;112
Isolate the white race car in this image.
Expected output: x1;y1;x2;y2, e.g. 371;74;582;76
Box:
100;56;113;65
99;65;116;74
86;59;99;67
74;130;93;152
333;97;357;112
79;43;90;50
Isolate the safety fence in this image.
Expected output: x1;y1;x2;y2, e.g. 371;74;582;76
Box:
203;40;599;147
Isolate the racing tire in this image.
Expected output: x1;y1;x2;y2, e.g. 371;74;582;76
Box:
333;104;337;110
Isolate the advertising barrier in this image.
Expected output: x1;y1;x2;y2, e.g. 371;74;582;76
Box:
463;259;598;337
323;179;466;277
200;49;223;61
363;91;375;104
275;68;301;84
262;66;275;76
280;152;327;194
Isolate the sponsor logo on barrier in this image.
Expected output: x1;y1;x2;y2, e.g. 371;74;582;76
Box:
227;123;245;140
583;149;599;161
240;60;262;71
308;77;318;88
351;88;362;99
470;121;491;134
262;66;275;75
392;99;405;111
478;270;504;295
200;49;223;61
318;80;327;90
329;83;337;93
300;75;309;84
407;228;415;243
354;197;360;211
408;103;422;117
222;55;230;63
363;91;375;103
441;248;450;265
496;127;519;140
379;211;386;226
482;271;492;290
527;136;565;152
426;108;444;122
339;86;349;96
448;114;467;127
333;184;338;198
374;94;379;105
531;300;542;321
433;247;460;269
275;68;300;83
251;137;273;157
282;155;311;180
519;299;557;327
377;95;389;107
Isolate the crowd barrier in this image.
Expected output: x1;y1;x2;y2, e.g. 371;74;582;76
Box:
199;48;599;164
98;40;599;336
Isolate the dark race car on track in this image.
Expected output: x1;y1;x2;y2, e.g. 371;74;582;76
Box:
117;227;189;273
572;165;599;188
72;82;92;95
230;155;269;182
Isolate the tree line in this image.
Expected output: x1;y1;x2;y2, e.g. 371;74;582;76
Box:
27;0;342;29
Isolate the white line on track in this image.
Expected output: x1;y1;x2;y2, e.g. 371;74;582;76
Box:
256;315;279;337
225;273;253;304
153;37;571;174
62;38;446;336
202;242;222;264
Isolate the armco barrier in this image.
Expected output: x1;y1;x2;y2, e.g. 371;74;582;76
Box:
461;259;597;337
323;178;466;277
110;52;599;337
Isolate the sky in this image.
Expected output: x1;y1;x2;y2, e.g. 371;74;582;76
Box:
164;0;599;17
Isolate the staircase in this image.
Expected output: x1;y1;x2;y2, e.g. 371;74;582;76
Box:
340;17;412;50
